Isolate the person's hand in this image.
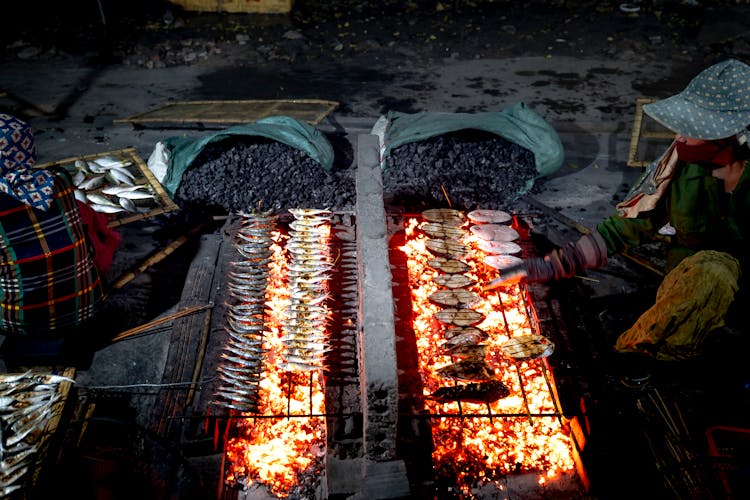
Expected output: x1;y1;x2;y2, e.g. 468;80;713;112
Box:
485;232;608;289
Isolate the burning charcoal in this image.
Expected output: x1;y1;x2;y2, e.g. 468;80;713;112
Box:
427;380;511;404
384;131;536;212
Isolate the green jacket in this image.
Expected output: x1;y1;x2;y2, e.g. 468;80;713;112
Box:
597;161;750;273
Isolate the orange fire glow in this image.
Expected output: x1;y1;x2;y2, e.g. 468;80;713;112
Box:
398;216;575;493
224;225;327;497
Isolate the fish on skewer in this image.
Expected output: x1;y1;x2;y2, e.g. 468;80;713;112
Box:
429;289;482;309
427;380;511;404
433;273;474;289
422;208;465;226
467;209;512;225
436;359;496;382
470;224;519;242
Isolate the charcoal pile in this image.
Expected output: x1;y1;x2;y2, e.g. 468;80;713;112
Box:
175;136;355;215
382;130;537;212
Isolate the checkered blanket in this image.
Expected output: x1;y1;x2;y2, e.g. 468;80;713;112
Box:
0;170;106;336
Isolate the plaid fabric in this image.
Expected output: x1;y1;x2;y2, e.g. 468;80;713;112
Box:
0;169;106;337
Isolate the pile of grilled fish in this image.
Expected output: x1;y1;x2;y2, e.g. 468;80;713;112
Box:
213;210;276;412
420;208;510;404
466;209;522;270
59;155;158;214
281;208;333;372
0;370;74;497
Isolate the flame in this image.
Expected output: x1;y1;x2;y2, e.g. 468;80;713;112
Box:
398;217;575;493
224;226;327;497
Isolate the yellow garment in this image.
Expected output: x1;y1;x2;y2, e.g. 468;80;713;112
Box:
615;250;740;360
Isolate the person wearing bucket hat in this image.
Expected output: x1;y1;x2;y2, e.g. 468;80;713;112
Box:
0;113;122;360
487;59;750;363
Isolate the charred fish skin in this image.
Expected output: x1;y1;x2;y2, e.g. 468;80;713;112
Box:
436;359;496;382
427;380;511;404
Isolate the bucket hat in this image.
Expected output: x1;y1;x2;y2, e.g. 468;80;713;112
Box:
643;59;750;140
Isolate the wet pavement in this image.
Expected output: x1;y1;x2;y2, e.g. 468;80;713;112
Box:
2;1;750;498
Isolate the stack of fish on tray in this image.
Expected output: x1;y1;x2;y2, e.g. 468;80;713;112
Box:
466;209;522;269
0;370;73;497
281;208;333;372
58;156;158;214
213;210;276;412
420;208;511;405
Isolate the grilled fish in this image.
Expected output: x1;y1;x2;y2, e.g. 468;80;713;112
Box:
483;254;523;270
427;257;471;274
440;343;488;360
425;239;470;259
470;224;519;242
434;308;484;327
428;289;482;308
420;222;466;240
422;208;465;226
467;209;512;225
433;273;474;289
427;380;510;404
501;335;555;360
477;239;522;255
436;360;495;382
442;329;489;348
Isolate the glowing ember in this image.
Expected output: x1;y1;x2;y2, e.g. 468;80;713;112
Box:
224;222;327;498
398;216;575;494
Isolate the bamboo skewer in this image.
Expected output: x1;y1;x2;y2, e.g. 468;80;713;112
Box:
111;224;208;289
109;302;214;344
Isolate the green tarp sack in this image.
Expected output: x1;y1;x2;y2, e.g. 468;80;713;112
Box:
381;102;564;191
160;116;335;198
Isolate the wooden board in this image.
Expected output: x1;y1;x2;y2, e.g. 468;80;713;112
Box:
115;99;339;129
166;0;293;13
35;147;180;228
627;97;675;168
148;233;223;442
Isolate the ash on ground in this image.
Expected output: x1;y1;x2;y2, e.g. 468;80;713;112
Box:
382;130;537;213
174;136;355;216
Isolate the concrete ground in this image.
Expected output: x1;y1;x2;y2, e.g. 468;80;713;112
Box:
2;1;750;498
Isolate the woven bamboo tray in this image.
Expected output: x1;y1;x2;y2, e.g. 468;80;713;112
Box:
36;147;180;228
115;99;339;129
627;97;675;168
